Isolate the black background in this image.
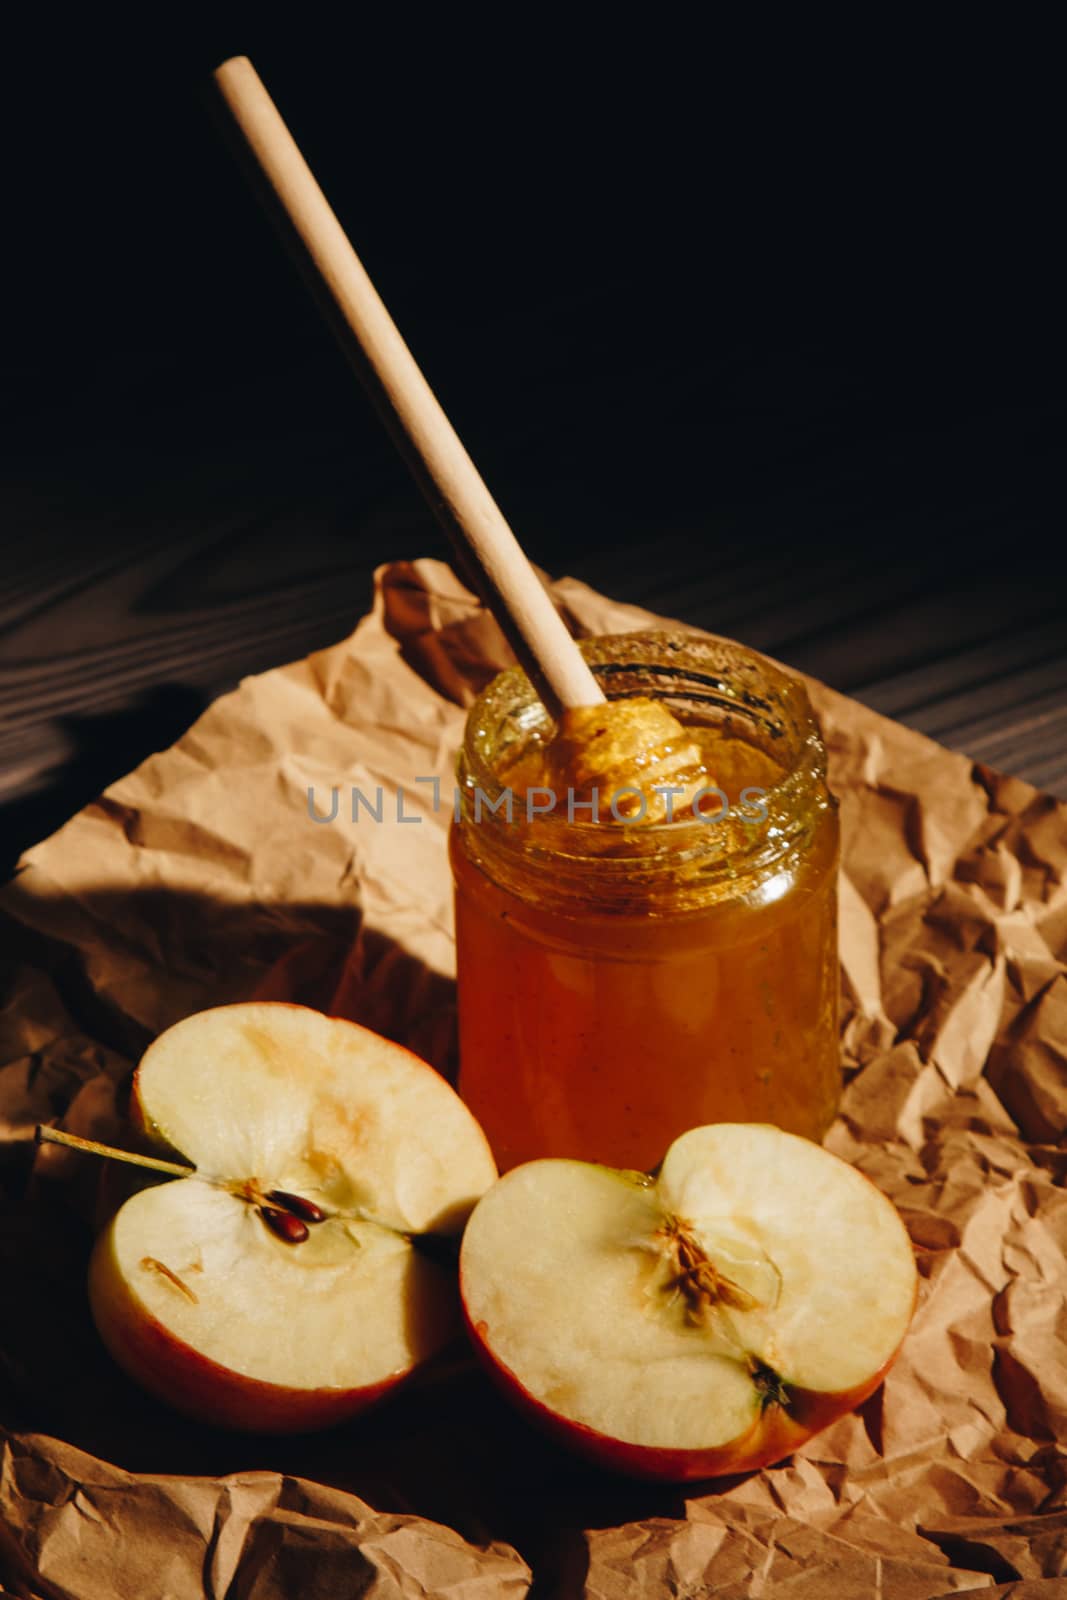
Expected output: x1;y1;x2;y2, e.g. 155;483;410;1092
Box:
0;16;1060;860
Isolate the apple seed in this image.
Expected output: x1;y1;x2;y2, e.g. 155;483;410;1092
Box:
258;1206;310;1244
265;1189;327;1224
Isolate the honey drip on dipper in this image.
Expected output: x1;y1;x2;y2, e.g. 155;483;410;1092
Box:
545;697;711;823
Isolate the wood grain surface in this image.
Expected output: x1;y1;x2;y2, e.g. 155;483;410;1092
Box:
1;336;1060;883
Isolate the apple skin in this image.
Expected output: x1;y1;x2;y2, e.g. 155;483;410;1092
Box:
460;1296;911;1480
89;1224;412;1434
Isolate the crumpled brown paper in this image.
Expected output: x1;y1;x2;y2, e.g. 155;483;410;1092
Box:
0;1430;530;1600
2;558;1066;1599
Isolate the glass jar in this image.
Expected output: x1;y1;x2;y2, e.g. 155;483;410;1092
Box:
450;631;839;1172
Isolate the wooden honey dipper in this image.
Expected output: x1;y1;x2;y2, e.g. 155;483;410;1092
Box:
213;57;708;813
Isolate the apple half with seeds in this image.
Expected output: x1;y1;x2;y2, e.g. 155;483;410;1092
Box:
460;1124;917;1479
88;1002;497;1432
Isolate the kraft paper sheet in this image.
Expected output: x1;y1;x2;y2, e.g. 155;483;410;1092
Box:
1;559;1065;1598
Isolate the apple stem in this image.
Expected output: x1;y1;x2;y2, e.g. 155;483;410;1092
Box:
750;1358;791;1412
35;1126;458;1258
36;1124;194;1179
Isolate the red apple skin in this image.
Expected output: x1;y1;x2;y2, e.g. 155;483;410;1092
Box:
460;1296;914;1481
89;1245;411;1433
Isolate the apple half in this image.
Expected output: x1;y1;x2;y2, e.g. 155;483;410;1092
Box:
88;1002;497;1432
459;1124;917;1479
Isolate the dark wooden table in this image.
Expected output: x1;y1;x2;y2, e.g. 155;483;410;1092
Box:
1;346;1060;883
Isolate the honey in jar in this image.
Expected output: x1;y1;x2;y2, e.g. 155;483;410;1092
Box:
450;632;839;1172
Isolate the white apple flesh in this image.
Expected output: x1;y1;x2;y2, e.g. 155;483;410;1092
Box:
459;1124;917;1479
88;1003;497;1432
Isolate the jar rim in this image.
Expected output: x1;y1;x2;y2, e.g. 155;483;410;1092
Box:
455;631;834;911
